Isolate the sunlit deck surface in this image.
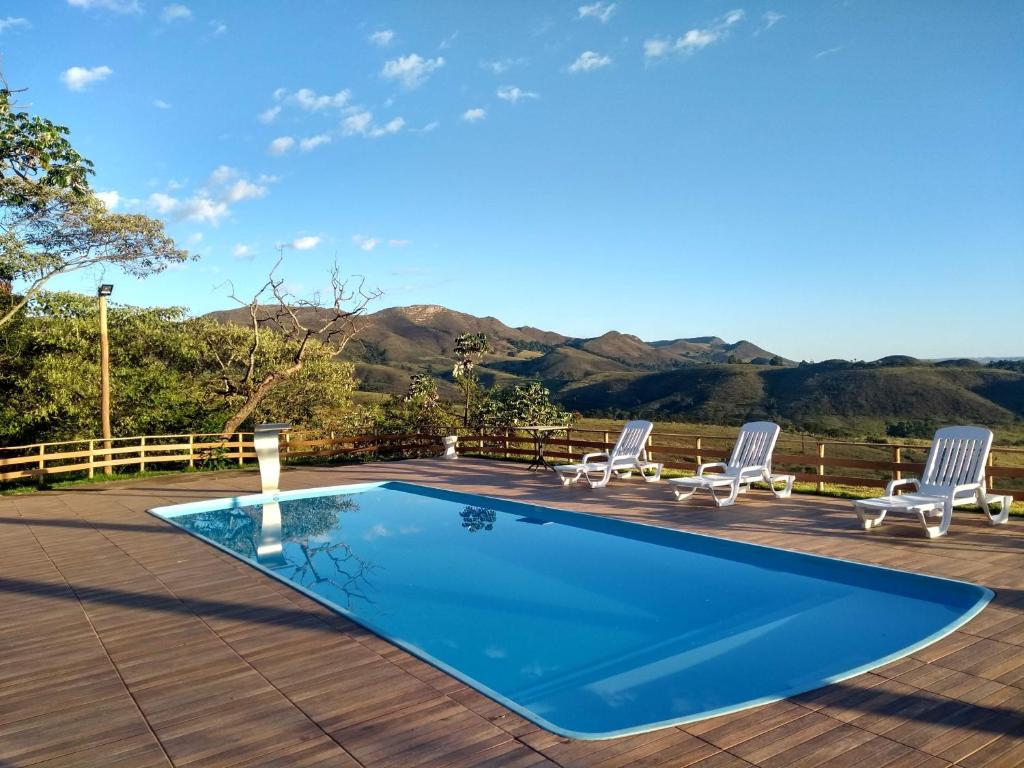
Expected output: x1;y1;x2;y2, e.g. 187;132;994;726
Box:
4;458;1024;767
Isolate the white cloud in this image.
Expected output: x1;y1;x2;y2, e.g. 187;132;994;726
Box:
146;166;273;226
342;110;373;136
60;65;113;91
232;243;253;259
293;87;350;110
223;179;268;203
757;11;784;34
417;121;440;133
209;19;227;35
461;107;486;123
299;134;332;151
369;117;404;138
67;0;140;12
438;31;459;49
187;232;204;245
291;236;321;250
482;58;525;75
496;85;538;104
268;136;295;155
352;234;380;251
568;51;612;73
0;17;30;32
94;190;119;210
369;29;394;46
258;106;281;123
381;53;445;89
160;3;191;22
388;239;411;248
814;45;846;60
153;99;172;109
643;38;671;58
578;2;616;23
648;9;746;58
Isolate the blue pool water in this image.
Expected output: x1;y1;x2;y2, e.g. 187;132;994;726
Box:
151;481;991;739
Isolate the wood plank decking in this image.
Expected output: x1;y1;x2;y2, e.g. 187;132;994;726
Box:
3;458;1024;768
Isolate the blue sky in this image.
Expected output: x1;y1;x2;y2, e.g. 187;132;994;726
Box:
3;0;1022;361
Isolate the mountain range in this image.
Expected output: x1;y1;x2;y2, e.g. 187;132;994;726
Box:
208;304;1024;436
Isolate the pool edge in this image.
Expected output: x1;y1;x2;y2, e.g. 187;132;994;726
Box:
147;479;996;742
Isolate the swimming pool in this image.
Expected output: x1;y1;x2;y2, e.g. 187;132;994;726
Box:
150;481;991;739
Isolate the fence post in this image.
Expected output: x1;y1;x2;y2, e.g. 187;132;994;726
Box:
88;439;95;479
604;431;609;450
139;436;147;473
566;427;572;463
892;445;902;482
237;433;244;466
695;436;703;468
987;453;994;492
816;442;826;493
647;434;654;462
188;434;195;469
504;429;510;459
37;444;45;471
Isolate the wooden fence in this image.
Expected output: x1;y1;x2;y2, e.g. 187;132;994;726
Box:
1;426;1021;500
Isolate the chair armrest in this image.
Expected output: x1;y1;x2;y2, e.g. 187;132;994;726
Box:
885;478;920;496
581;452;610;464
737;465;767;480
697;462;727;476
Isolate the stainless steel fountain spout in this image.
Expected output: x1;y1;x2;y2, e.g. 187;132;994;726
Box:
254;423;292;493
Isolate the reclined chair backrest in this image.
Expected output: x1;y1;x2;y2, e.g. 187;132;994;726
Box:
920;426;993;496
611;420;654;461
726;422;781;473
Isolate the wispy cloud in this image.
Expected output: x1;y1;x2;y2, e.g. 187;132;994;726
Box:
369;29;394;46
438;31;459;49
232;244;254;259
67;0;141;13
60;65;113;91
0;17;30;32
644;9;745;59
461;107;486;123
293;87;350;110
388;239;411;248
381;53;445;89
577;2;616;23
482;58;526;75
290;235;321;251
268;136;295;155
814;45;846;60
756;11;784;35
299;134;331;151
352;234;380;251
343;111;404;138
497;85;539;104
208;19;227;36
568;51;612;73
160;3;191;23
258;106;281;124
152;99;172;109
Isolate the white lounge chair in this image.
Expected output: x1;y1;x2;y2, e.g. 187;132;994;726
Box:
554;420;663;488
666;421;793;507
853;426;1010;539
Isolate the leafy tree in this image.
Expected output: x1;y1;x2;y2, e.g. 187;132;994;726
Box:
477;380;573;428
0;87;190;324
452;332;490;426
374;374;457;434
0;88;93;200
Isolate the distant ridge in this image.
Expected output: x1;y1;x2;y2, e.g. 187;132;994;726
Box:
206;304;1024;433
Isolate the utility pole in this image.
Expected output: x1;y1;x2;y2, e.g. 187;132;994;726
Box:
98;284;113;475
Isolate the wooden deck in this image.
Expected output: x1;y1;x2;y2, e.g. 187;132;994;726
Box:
3;458;1024;768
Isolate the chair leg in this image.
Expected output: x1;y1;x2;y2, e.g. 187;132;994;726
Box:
854;505;887;530
589;467;613;489
980;493;1011;526
769;475;793;499
672;485;698;501
641;464;662;482
710;481;740;508
916;503;952;539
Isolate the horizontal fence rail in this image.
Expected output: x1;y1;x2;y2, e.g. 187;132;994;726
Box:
1;426;1021;501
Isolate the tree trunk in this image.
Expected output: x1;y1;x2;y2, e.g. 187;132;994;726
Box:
220;365;300;436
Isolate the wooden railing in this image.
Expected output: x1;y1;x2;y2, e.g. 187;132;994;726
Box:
1;426;1021;501
0;431;441;484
